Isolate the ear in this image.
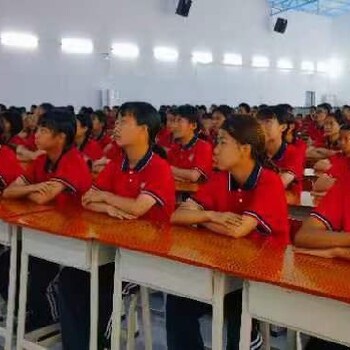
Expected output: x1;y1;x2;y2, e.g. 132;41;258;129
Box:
240;143;252;157
280;123;288;133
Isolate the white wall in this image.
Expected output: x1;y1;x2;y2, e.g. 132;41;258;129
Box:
0;0;333;108
329;13;350;106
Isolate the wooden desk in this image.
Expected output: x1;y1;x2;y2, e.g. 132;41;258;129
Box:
7;207;115;350
0;199;52;350
175;181;199;193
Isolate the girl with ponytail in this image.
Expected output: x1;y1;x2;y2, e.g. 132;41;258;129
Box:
167;114;289;350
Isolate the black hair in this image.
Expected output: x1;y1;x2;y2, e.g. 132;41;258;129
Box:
67;105;75;114
119;102;166;159
175;105;199;125
198;105;207;112
317;103;332;115
92;110;107;124
0;110;23;138
256;107;288;125
38;109;76;149
0;104;6;112
212;105;232;119
40;103;54;113
258;104;268;110
327;111;344;127
31;104;37;110
76;113;93;139
202;113;212;120
341;124;350;132
239;103;251;113
221;115;278;172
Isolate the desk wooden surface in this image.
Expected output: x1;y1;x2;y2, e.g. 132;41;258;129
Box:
5;202;350;305
175;181;199;193
0;199;52;219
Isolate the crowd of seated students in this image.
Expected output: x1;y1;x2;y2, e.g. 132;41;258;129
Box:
0;100;350;350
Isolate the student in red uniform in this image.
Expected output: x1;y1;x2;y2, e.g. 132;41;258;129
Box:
0;110;24;149
91;110;111;151
167;105;213;183
3;109;92;206
210;104;232;143
58;102;175;350
294;177;350;350
3;109;92;333
157;107;176;151
0;118;23;193
307;103;331;148
307;112;343;160
312;124;350;196
75;113;103;167
167;115;289;350
257;107;303;198
285;112;307;167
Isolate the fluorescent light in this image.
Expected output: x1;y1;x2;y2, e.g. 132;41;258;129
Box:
223;53;242;66
277;58;293;70
252;55;270;68
192;51;213;64
153;46;179;62
317;61;328;73
61;38;93;54
301;61;315;72
0;32;38;49
111;43;139;59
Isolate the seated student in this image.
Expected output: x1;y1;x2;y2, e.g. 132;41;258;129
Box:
0;110;25;149
3;109;92;205
238;102;251;115
285;113;307;167
257;107;303;198
313;124;350;196
75;113;103;167
91;110;111;152
2;109;92;332
0;119;23;193
168;115;289;350
342;105;350;124
294;177;350;350
157;107;176;151
307;112;343;160
199;113;214;143
306;103;331;149
167;105;213;183
58;102;175;350
210;104;232;143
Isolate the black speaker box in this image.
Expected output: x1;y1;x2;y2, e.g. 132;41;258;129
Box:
176;0;192;17
274;18;288;34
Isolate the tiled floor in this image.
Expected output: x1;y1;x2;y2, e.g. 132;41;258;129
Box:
0;292;290;350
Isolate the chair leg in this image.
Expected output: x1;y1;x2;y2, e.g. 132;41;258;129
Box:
260;322;271;350
212;272;225;350
140;287;152;350
126;293;138;350
16;251;29;350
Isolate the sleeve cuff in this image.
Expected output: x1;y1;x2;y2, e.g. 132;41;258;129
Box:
141;190;165;207
310;212;334;231
243;210;272;235
50;177;77;194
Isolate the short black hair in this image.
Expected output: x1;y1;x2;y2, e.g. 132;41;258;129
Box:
212;105;232;119
119;102;161;145
0;104;7;112
40;103;54;113
76;113;93;138
317;103;332;114
175;105;199;124
239;103;251;113
0;110;23;138
38;109;76;148
92;110;106;125
256;106;289;125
